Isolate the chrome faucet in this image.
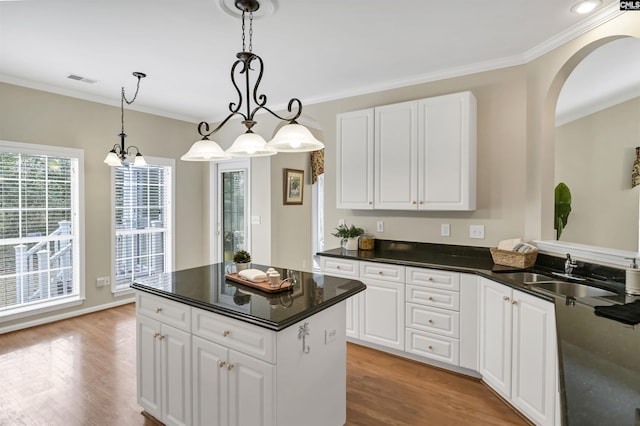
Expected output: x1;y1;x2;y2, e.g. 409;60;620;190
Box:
565;253;578;275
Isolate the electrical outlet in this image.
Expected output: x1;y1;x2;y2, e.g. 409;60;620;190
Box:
441;224;450;237
377;221;384;232
338;218;345;226
469;225;485;239
96;276;110;288
325;328;337;344
251;215;261;225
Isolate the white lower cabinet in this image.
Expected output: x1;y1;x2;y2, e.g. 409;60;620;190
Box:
320;259;478;373
137;290;348;426
479;277;557;426
192;336;274;426
359;277;405;350
137;311;192;426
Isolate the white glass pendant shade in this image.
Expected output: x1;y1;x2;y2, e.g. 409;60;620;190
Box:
104;151;122;167
226;131;277;157
181;137;232;161
133;153;147;167
267;123;324;152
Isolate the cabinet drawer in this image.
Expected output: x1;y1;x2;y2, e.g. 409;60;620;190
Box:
192;308;276;363
406;285;460;311
320;257;359;278
406;267;460;291
360;262;405;283
406;303;459;338
406;328;459;366
136;292;191;332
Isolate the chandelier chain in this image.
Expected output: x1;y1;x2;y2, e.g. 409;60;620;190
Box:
249;11;253;52
120;76;143;134
242;10;246;51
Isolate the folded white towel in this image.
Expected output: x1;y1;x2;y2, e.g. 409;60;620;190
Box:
498;238;522;251
238;269;268;282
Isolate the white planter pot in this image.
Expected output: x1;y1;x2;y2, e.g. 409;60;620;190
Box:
342;237;359;251
235;262;250;272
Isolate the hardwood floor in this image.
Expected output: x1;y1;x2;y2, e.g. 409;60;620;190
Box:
0;304;527;426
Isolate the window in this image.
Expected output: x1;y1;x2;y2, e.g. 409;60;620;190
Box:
0;141;84;318
112;158;174;292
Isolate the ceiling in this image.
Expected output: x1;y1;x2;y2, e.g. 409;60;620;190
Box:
0;0;629;125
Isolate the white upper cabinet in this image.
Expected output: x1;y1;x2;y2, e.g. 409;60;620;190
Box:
336;109;374;209
418;92;476;210
336;91;477;211
375;100;418;209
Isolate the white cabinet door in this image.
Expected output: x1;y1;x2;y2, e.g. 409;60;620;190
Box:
374;101;418;209
345;294;360;339
137;315;191;426
511;290;556;426
359;278;405;350
161;324;191;426
137;315;162;420
479;278;512;398
192;336;227;426
228;349;275;426
336;109;374;209
417;91;477;211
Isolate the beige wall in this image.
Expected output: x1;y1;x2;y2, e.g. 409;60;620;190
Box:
0;82;206;330
555;97;640;251
2;11;639;330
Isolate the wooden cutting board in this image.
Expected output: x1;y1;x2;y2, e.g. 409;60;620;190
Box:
225;273;293;293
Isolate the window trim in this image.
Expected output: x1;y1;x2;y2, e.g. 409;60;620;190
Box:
110;155;175;294
0;140;85;320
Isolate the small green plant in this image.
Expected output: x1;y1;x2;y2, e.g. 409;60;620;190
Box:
233;250;251;263
331;224;365;239
554;182;572;239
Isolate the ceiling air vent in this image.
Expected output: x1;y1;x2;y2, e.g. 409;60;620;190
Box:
66;74;98;84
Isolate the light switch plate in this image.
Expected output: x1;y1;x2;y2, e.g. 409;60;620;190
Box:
377;221;384;232
441;224;450;237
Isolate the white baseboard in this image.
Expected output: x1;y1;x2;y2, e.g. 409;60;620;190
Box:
0;296;136;334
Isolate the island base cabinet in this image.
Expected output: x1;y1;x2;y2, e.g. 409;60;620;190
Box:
275;302;347;426
192;336;275;426
192;302;347;426
136;314;191;426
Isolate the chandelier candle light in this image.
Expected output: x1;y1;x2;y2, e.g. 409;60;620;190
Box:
104;72;148;167
181;0;324;161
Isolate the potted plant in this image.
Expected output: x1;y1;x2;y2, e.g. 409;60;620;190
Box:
233;250;252;272
332;224;365;250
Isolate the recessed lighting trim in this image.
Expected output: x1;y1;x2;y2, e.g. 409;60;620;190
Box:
570;0;602;14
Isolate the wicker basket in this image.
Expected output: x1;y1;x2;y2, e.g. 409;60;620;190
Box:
490;247;538;269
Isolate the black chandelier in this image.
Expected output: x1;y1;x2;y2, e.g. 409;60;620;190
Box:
104;72;147;167
181;0;324;161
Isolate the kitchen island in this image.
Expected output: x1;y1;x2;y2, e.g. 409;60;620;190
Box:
131;263;365;426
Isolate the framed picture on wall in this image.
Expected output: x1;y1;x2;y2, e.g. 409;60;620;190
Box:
283;168;304;205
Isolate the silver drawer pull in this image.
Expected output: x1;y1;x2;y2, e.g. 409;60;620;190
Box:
222;330;230;337
428;296;434;301
428;319;433;324
154;307;162;313
218;360;226;368
428;345;433;350
227;364;234;371
153;331;160;338
378;271;383;275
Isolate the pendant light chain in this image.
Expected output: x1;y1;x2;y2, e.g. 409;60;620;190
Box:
241;9;254;53
120;76;143;135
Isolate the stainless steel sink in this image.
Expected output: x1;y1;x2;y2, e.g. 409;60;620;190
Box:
497;272;555;283
529;281;617;298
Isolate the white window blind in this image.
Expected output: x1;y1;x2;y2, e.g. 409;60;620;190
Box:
113;160;173;291
0;143;82;315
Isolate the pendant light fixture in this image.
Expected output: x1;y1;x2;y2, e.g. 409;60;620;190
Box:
104;72;148;167
181;0;324;161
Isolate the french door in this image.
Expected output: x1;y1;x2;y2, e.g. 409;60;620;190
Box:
211;159;250;263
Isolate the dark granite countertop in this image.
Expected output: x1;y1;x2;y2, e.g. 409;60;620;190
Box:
318;240;640;425
131;263;366;331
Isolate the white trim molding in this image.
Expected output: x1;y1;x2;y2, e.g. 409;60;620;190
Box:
534;240;640;268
